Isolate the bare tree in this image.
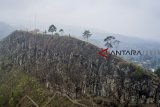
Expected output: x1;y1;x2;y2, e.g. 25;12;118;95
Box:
59;29;64;36
82;30;92;42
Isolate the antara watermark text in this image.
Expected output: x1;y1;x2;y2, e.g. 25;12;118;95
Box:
98;48;160;60
110;49;142;55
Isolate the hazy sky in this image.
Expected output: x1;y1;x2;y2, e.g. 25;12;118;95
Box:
0;0;160;40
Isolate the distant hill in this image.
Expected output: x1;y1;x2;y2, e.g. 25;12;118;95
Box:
0;30;160;107
66;27;160;70
89;32;160;50
57;25;160;50
0;22;14;39
76;31;160;70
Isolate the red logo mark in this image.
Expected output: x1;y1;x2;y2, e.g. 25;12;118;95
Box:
97;48;109;60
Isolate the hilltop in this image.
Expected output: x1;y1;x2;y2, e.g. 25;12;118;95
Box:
0;30;160;107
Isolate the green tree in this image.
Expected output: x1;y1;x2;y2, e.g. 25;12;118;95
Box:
82;30;92;42
48;25;57;35
104;36;120;63
59;29;64;36
113;40;120;49
104;36;120;49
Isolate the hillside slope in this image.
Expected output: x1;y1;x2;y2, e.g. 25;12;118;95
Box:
0;30;160;107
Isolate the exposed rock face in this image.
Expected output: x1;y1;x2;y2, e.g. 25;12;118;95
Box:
0;30;160;106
